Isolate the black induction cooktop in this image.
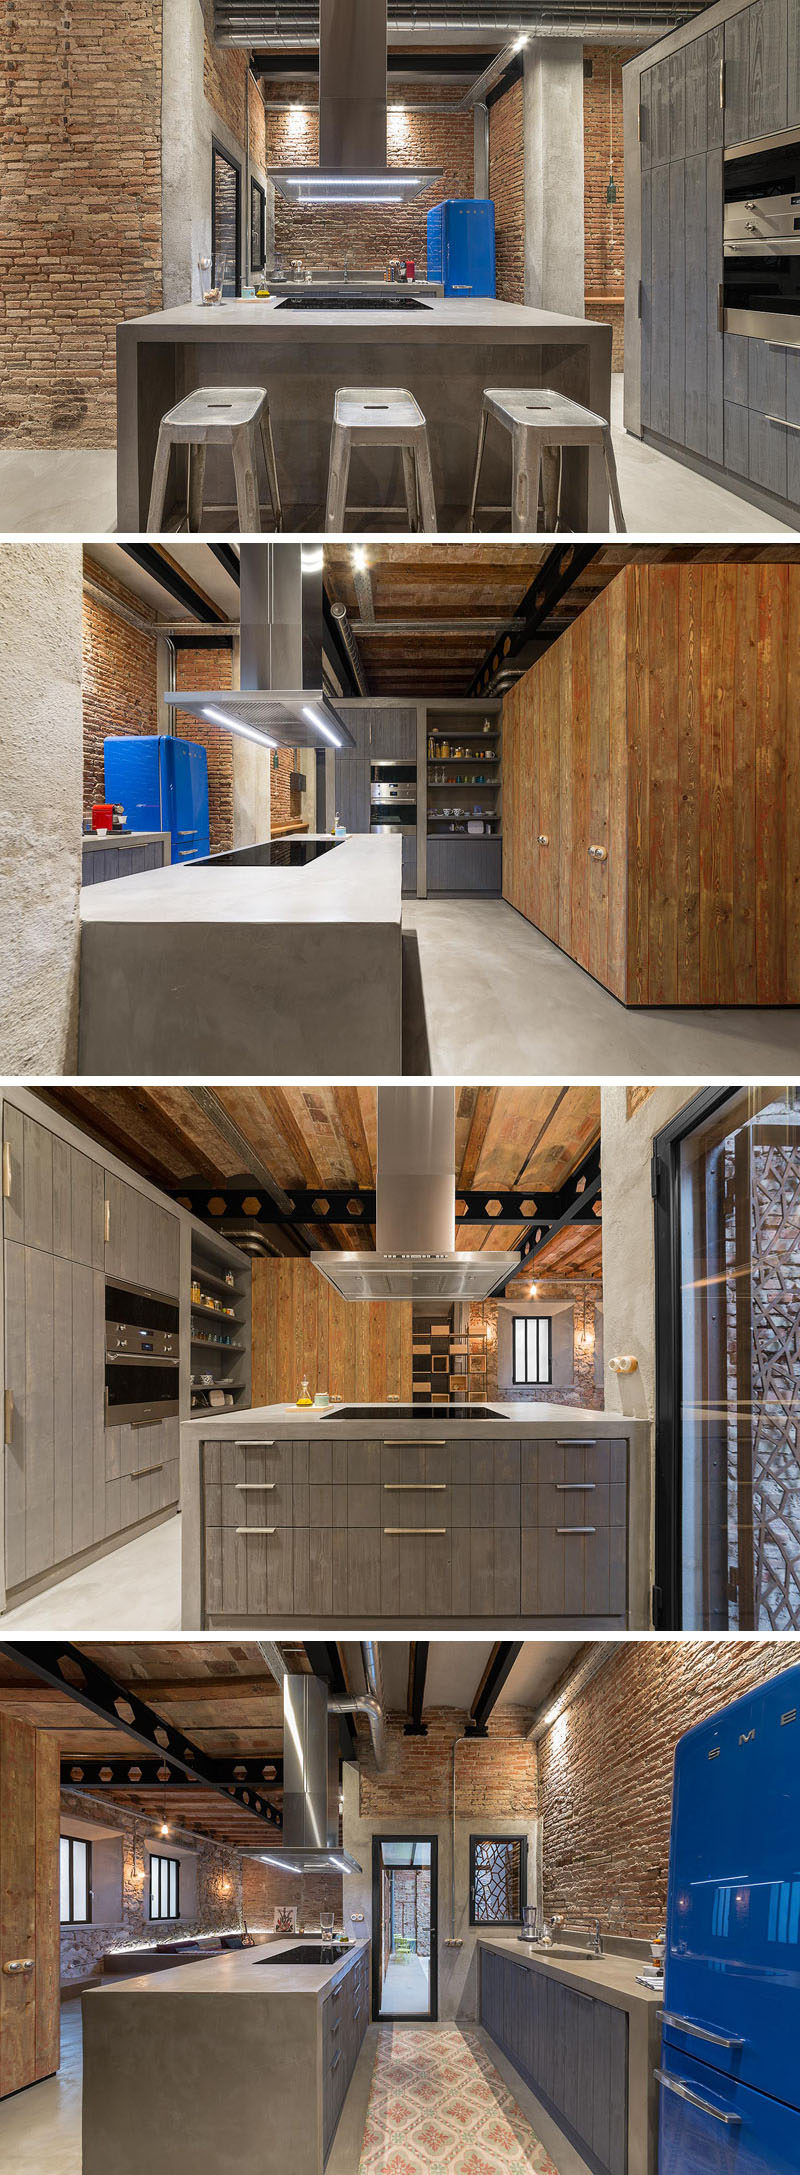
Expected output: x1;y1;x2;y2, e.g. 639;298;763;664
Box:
276;289;431;311
329;1404;508;1421
193;839;340;870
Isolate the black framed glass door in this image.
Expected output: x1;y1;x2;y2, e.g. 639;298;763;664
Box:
371;1837;438;2021
212;142;241;297
654;1085;800;1630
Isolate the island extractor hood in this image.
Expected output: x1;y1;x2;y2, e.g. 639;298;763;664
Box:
164;544;355;752
312;1087;520;1301
253;1671;362;1876
267;0;442;207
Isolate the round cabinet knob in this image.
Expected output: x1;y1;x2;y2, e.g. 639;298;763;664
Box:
538;833;550;847
588;844;608;862
3;1958;34;1975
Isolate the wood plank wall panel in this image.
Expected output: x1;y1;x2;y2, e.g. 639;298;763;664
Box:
0;1715;59;2099
503;561;799;1007
251;1257;412;1406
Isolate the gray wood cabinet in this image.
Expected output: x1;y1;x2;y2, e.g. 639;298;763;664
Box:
748;0;788;136
480;1946;628;2175
200;1431;629;1625
82;838;167;886
724;7;750;142
104;1170;180;1296
426;835;502;894
322;1949;369;2164
368;708;417;762
334;716;371;834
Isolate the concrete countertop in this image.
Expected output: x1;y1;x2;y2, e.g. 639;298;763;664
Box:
82;830;168;851
121;295;607;340
89;1936;370;2002
80;832;401;929
182;1398;642;1440
477;1935;662;2014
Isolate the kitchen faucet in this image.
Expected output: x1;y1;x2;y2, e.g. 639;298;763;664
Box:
587;1919;603;1956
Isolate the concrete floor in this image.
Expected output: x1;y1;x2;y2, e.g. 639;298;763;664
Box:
0;1514;182;1631
0;375;793;534
379;1953;431;2016
0;2008;587;2175
404;896;800;1077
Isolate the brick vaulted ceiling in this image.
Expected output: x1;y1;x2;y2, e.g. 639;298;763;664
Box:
37;1086;603;1280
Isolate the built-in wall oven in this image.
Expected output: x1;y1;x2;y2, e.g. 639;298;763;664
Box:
105;1280;180;1426
370;760;417;839
723;127;800;346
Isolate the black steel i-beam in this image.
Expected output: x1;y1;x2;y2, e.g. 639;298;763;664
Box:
2;1643;282;1829
61;1755;284;1792
487;1138;602;1296
469;545;601;697
404;1642;430;1737
465;1643;523;1737
171;1184;600;1231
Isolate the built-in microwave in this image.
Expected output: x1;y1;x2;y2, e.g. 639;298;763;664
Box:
723;127;800;346
105;1280;180;1426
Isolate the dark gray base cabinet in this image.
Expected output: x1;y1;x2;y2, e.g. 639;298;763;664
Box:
480;1946;628;2175
322;1949;370;2165
427;835;502;894
82;839;167;886
200;1435;628;1625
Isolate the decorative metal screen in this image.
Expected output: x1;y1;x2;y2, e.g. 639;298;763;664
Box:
470;1837;526;1926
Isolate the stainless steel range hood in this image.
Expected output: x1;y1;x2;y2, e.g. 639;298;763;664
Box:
312;1087;520;1301
164;544;355;751
267;0;442;207
254;1672;362;1876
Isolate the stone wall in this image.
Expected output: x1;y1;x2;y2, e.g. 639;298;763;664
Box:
488;75;525;302
264;82;473;270
0;544;84;1074
539;1639;800;1938
59;1793;244;1984
468;1284;603;1409
0;0;163;449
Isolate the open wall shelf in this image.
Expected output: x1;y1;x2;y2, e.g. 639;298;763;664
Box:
190;1228;252;1416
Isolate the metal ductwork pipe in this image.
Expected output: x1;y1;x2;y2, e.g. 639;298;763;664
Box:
328;1640;387;1769
331;601;369;696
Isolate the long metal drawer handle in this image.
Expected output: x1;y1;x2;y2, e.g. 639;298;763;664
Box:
654;2071;741;2127
330;2049;342;2072
384;1526;447;1536
331;1984;342;2000
4;1387;13;1447
383;1482;447;1492
136;1463;164;1479
329;2016;340;2034
234;1439;275;1447
235;1482;275;1491
235;1526;276;1536
556;1482;596;1491
766;413;800;432
383;1439;446;1446
659;2011;745;2051
557;1526;596;1535
556;1438;597;1446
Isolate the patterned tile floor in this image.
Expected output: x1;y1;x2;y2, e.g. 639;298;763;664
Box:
358;2023;560;2174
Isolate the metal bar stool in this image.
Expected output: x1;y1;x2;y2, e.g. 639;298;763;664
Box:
468;387;626;534
146;386;283;533
325;387;437;532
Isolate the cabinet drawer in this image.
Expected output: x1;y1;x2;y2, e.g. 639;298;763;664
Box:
451;1525;521;1616
381;1442;450;1486
521;1524;626;1617
380;1527;451;1617
529;1480;626;1528
204;1522;294;1618
520;1438;626;1487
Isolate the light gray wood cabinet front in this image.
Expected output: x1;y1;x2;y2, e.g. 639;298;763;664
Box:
480;1948;629;2175
520;1438;627;1619
322;1949;370;2164
104;1170;180;1296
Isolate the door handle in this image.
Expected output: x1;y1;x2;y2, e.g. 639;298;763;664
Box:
659;2011;745;2051
2;1140;11;1199
383;1440;446;1447
588;844;607;861
4;1388;13;1447
235;1482;275;1491
235;1526;276;1536
2;1958;34;1975
104;1198;111;1244
383;1482;447;1492
384;1527;447;1536
537;833;549;846
655;2071;741;2126
556;1481;596;1491
557;1526;597;1535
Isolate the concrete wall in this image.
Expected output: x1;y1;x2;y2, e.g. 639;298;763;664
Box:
523;41;585;316
342;1710;539;2024
0;545;83;1073
600;1085;694;1423
162;0;272;306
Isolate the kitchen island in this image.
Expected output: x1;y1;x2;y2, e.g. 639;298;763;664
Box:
479;1933;661;2175
78;831;402;1076
82;1936;371;2175
116;295;613;529
181;1400;650;1629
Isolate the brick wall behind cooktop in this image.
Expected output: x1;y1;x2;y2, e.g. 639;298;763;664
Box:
264;82;473;269
540;1639;800;1938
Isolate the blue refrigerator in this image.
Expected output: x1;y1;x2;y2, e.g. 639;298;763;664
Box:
103;735;210;863
659;1664;800;2174
426;198;495;298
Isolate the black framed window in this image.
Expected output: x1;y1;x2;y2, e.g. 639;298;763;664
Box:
512;1315;552;1386
60;1836;91;1924
149;1854;180;1921
469;1835;527;1926
654;1084;800;1632
250;177;266;275
211;141;241;297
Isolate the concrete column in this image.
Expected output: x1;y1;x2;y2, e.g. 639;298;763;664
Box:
0;545;83;1073
230;631;271;848
523;40;585;318
162;0;209;306
155;635;172;734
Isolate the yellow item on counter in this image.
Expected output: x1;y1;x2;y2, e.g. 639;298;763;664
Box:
296;1375;313;1407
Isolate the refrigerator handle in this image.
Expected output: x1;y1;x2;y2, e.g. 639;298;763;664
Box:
658;2010;745;2051
654;2071;741;2127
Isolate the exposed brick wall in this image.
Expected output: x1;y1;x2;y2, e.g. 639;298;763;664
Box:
242;1857;343;1931
539;1640;800;1938
59;1792;244;1985
488;76;525;303
360;1709;538;1822
203;22;246;145
264;82;473;269
390;1867;431;1957
583;47;635;370
82;558;159;821
0;1;163;449
174;647;235;854
270;748;301;831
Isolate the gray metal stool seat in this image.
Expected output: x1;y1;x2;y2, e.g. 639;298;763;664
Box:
468;387;625;534
146;385;283;533
325;386;437;532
